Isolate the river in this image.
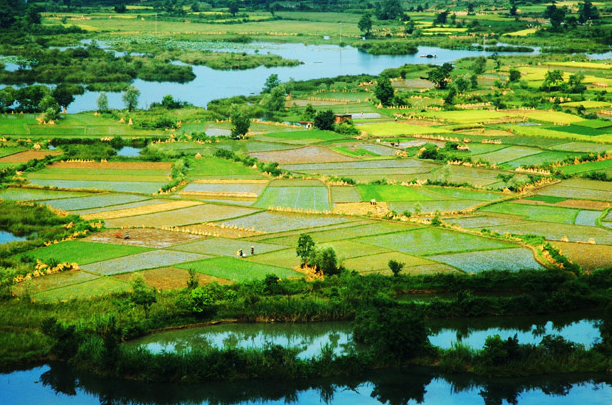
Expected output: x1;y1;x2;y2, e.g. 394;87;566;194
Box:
68;42;541;113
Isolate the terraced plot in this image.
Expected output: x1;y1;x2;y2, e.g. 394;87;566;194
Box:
536;179;612;201
104;204;257;228
429;248;543;273
182;181;268;197
177;257;301;282
170;237;286;257
331;186;362;203
13;270;99;297
86;228;204;248
43;193;151;211
254;186;330;211
342;252;445;274
82;250;207;275
114;267;232;290
0;187;88;201
32;277;131;302
250;145;355;164
477;146;543;165
549;241;612;271
187;156;265;180
480;202;579;224
493;221;612;244
358;228;513;256
82;200;202;220
219;211;352;234
27;179;166;194
21;240;151;265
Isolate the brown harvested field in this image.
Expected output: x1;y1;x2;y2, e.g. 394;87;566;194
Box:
85;228;205;248
178;223;265;238
549;241;612;270
82;200;203;220
514;198;611;210
555;199;612;210
103;204;257;228
333;201;390;217
249;146;356;164
49;161;173;170
114;267;232;290
0;150;62;163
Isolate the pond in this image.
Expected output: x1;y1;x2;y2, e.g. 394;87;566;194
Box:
2;363;611;405
0;230;26;244
127;313;600;359
126;321;353;359
116;146;143;157
68;42;542;113
428;312;600;349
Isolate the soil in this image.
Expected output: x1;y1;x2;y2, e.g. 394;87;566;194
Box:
0;150;62;163
332;201;390;217
85;228;204;248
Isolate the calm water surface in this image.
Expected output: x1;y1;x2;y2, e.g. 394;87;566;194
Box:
0;230;26;244
68;42;543;113
1;363;611;405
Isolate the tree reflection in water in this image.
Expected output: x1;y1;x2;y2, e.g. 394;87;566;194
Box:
38;362;612;405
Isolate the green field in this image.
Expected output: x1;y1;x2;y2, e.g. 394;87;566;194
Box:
358;228;513;256
22;240;152;265
177;256;301;282
254;186;331;211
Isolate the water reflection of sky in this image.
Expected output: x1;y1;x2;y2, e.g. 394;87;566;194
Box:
0;230;26;244
429;319;599;349
65;42;547;113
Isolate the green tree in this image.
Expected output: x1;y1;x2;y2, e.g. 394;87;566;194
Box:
443;86;457;107
130;274;156;317
122;85;140;111
26;5;41;25
375;76;395;106
314;109;335;131
471;56;486;74
353;304;431;361
578;0;599;23
311;247;340;276
296;233;315;267
428;63;454;89
540;69;565;91
229;104;251;139
161;94;180;109
38;95;60;121
0;87;16;112
228;0;239;16
434;10;448;24
190;287;217;317
262;84;286;111
96;92;109;112
568;73;586;93
388;260;405;277
508;69;521;82
303;103;316;120
543;4;566;32
358;12;373;37
262;74;281;94
470;74;479;89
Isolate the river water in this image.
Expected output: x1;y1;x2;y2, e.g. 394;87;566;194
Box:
2;363;611;404
68;42;540;113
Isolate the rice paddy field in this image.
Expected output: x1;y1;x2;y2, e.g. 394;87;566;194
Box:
5;46;612;300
